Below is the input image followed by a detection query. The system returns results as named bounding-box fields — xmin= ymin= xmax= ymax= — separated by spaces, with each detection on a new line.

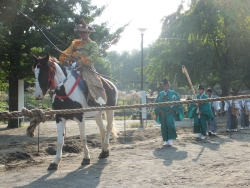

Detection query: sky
xmin=92 ymin=0 xmax=189 ymax=52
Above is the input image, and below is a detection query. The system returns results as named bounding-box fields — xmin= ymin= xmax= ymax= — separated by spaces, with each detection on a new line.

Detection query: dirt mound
xmin=0 ymin=128 xmax=161 ymax=171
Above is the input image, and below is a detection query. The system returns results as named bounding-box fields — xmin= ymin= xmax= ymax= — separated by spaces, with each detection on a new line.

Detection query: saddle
xmin=71 ymin=69 xmax=116 ymax=107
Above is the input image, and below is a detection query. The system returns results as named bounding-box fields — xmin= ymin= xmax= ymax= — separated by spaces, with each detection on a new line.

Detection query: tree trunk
xmin=7 ymin=78 xmax=19 ymax=128
xmin=220 ymin=80 xmax=229 ymax=97
xmin=244 ymin=81 xmax=250 ymax=91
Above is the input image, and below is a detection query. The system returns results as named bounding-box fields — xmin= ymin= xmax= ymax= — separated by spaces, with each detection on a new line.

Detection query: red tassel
xmin=51 ymin=81 xmax=56 ymax=89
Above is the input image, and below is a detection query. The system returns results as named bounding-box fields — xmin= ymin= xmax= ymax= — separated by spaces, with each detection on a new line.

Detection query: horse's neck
xmin=54 ymin=63 xmax=78 ymax=92
xmin=54 ymin=63 xmax=66 ymax=84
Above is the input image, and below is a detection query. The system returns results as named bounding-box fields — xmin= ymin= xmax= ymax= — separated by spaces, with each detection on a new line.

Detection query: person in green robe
xmin=188 ymin=84 xmax=214 ymax=139
xmin=154 ymin=78 xmax=184 ymax=146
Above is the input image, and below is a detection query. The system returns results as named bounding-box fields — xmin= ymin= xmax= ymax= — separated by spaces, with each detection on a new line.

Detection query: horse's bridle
xmin=34 ymin=62 xmax=56 ymax=94
xmin=45 ymin=62 xmax=81 ymax=99
xmin=48 ymin=65 xmax=56 ymax=90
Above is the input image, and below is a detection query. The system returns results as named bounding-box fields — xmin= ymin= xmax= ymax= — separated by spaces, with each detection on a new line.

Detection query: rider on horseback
xmin=59 ymin=18 xmax=106 ymax=106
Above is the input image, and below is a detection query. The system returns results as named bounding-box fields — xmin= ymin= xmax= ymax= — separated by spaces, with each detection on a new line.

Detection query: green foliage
xmin=0 ymin=0 xmax=127 ymax=128
xmin=106 ymin=49 xmax=150 ymax=91
xmin=0 ymin=91 xmax=8 ymax=111
xmin=0 ymin=101 xmax=8 ymax=112
xmin=0 ymin=0 xmax=126 ymax=82
xmin=145 ymin=0 xmax=250 ymax=96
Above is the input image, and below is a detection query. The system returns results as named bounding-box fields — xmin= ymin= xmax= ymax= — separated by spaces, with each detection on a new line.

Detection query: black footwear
xmin=208 ymin=131 xmax=212 ymax=136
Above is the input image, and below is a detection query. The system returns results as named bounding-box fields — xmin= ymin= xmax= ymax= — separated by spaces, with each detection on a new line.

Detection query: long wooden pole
xmin=182 ymin=65 xmax=200 ymax=118
xmin=182 ymin=65 xmax=196 ymax=96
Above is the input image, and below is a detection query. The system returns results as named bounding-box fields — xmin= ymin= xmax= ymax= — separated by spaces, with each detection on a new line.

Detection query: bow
xmin=17 ymin=10 xmax=117 ymax=82
xmin=17 ymin=10 xmax=60 ymax=50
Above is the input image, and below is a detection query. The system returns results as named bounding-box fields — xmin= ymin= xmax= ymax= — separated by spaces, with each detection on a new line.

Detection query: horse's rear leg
xmin=98 ymin=110 xmax=117 ymax=158
xmin=77 ymin=118 xmax=90 ymax=165
xmin=105 ymin=109 xmax=117 ymax=145
xmin=48 ymin=119 xmax=66 ymax=170
xmin=94 ymin=112 xmax=108 ymax=157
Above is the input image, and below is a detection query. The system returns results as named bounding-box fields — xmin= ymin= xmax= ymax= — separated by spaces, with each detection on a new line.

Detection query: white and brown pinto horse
xmin=32 ymin=53 xmax=118 ymax=170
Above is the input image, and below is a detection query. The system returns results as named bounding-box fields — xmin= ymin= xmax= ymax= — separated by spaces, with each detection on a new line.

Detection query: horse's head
xmin=33 ymin=53 xmax=56 ymax=100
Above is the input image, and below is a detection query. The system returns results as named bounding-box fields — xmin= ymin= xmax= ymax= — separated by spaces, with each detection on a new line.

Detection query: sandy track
xmin=1 ymin=118 xmax=250 ymax=188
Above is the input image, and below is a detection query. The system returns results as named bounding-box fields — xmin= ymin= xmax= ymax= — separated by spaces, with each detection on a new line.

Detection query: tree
xmin=106 ymin=49 xmax=150 ymax=91
xmin=0 ymin=0 xmax=127 ymax=128
xmin=145 ymin=0 xmax=250 ymax=96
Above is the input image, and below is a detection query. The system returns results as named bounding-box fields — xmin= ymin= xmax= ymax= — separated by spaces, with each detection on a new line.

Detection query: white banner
xmin=18 ymin=79 xmax=24 ymax=111
xmin=141 ymin=90 xmax=147 ymax=119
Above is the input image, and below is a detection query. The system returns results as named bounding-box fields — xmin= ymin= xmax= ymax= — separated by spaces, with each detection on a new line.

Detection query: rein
xmin=48 ymin=62 xmax=82 ymax=99
xmin=55 ymin=74 xmax=81 ymax=99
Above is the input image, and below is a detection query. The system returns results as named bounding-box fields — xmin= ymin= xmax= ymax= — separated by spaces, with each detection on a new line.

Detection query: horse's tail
xmin=111 ymin=120 xmax=118 ymax=138
xmin=104 ymin=110 xmax=118 ymax=138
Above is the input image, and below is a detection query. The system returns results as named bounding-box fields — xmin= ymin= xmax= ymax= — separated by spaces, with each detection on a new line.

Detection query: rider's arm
xmin=59 ymin=42 xmax=74 ymax=65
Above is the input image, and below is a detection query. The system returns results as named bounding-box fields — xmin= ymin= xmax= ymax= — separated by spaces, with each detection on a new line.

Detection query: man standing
xmin=239 ymin=99 xmax=250 ymax=130
xmin=224 ymin=91 xmax=240 ymax=132
xmin=154 ymin=78 xmax=184 ymax=146
xmin=188 ymin=85 xmax=214 ymax=140
xmin=207 ymin=88 xmax=220 ymax=136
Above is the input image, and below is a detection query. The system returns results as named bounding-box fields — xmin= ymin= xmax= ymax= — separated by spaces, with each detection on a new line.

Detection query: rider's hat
xmin=74 ymin=18 xmax=95 ymax=33
xmin=198 ymin=84 xmax=205 ymax=90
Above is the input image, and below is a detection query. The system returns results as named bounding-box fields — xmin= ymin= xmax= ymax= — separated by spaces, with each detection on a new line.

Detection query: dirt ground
xmin=1 ymin=117 xmax=250 ymax=188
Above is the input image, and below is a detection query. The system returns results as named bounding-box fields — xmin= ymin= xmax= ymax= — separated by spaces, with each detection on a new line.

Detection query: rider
xmin=59 ymin=18 xmax=106 ymax=106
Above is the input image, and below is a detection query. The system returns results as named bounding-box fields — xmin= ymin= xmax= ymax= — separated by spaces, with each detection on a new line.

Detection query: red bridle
xmin=34 ymin=61 xmax=81 ymax=99
xmin=48 ymin=66 xmax=56 ymax=89
xmin=55 ymin=74 xmax=82 ymax=99
xmin=33 ymin=62 xmax=56 ymax=89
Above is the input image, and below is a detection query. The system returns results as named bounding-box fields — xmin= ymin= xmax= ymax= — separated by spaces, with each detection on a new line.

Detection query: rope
xmin=22 ymin=108 xmax=54 ymax=137
xmin=1 ymin=94 xmax=250 ymax=119
xmin=1 ymin=94 xmax=250 ymax=137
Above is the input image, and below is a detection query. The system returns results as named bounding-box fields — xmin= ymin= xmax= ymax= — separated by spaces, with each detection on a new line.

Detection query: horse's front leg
xmin=48 ymin=118 xmax=66 ymax=170
xmin=76 ymin=117 xmax=90 ymax=165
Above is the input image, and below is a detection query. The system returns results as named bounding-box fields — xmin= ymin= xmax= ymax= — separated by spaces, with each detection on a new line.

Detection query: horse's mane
xmin=48 ymin=56 xmax=67 ymax=77
xmin=49 ymin=56 xmax=59 ymax=63
xmin=33 ymin=54 xmax=67 ymax=77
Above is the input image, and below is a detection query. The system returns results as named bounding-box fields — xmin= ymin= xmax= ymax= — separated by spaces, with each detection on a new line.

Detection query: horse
xmin=32 ymin=53 xmax=118 ymax=170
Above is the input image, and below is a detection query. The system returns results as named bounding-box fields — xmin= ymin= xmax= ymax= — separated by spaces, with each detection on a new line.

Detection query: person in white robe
xmin=240 ymin=99 xmax=250 ymax=129
xmin=224 ymin=91 xmax=240 ymax=132
xmin=207 ymin=88 xmax=220 ymax=136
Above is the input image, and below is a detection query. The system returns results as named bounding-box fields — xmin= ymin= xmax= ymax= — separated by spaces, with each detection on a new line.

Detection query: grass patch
xmin=126 ymin=122 xmax=154 ymax=128
xmin=19 ymin=123 xmax=29 ymax=128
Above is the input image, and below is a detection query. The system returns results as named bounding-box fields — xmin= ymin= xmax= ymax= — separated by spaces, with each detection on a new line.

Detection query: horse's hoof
xmin=81 ymin=158 xmax=90 ymax=165
xmin=98 ymin=150 xmax=109 ymax=158
xmin=47 ymin=163 xmax=58 ymax=170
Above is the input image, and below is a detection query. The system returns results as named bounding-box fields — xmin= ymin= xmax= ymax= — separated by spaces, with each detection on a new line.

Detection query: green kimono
xmin=154 ymin=90 xmax=184 ymax=141
xmin=188 ymin=93 xmax=214 ymax=136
